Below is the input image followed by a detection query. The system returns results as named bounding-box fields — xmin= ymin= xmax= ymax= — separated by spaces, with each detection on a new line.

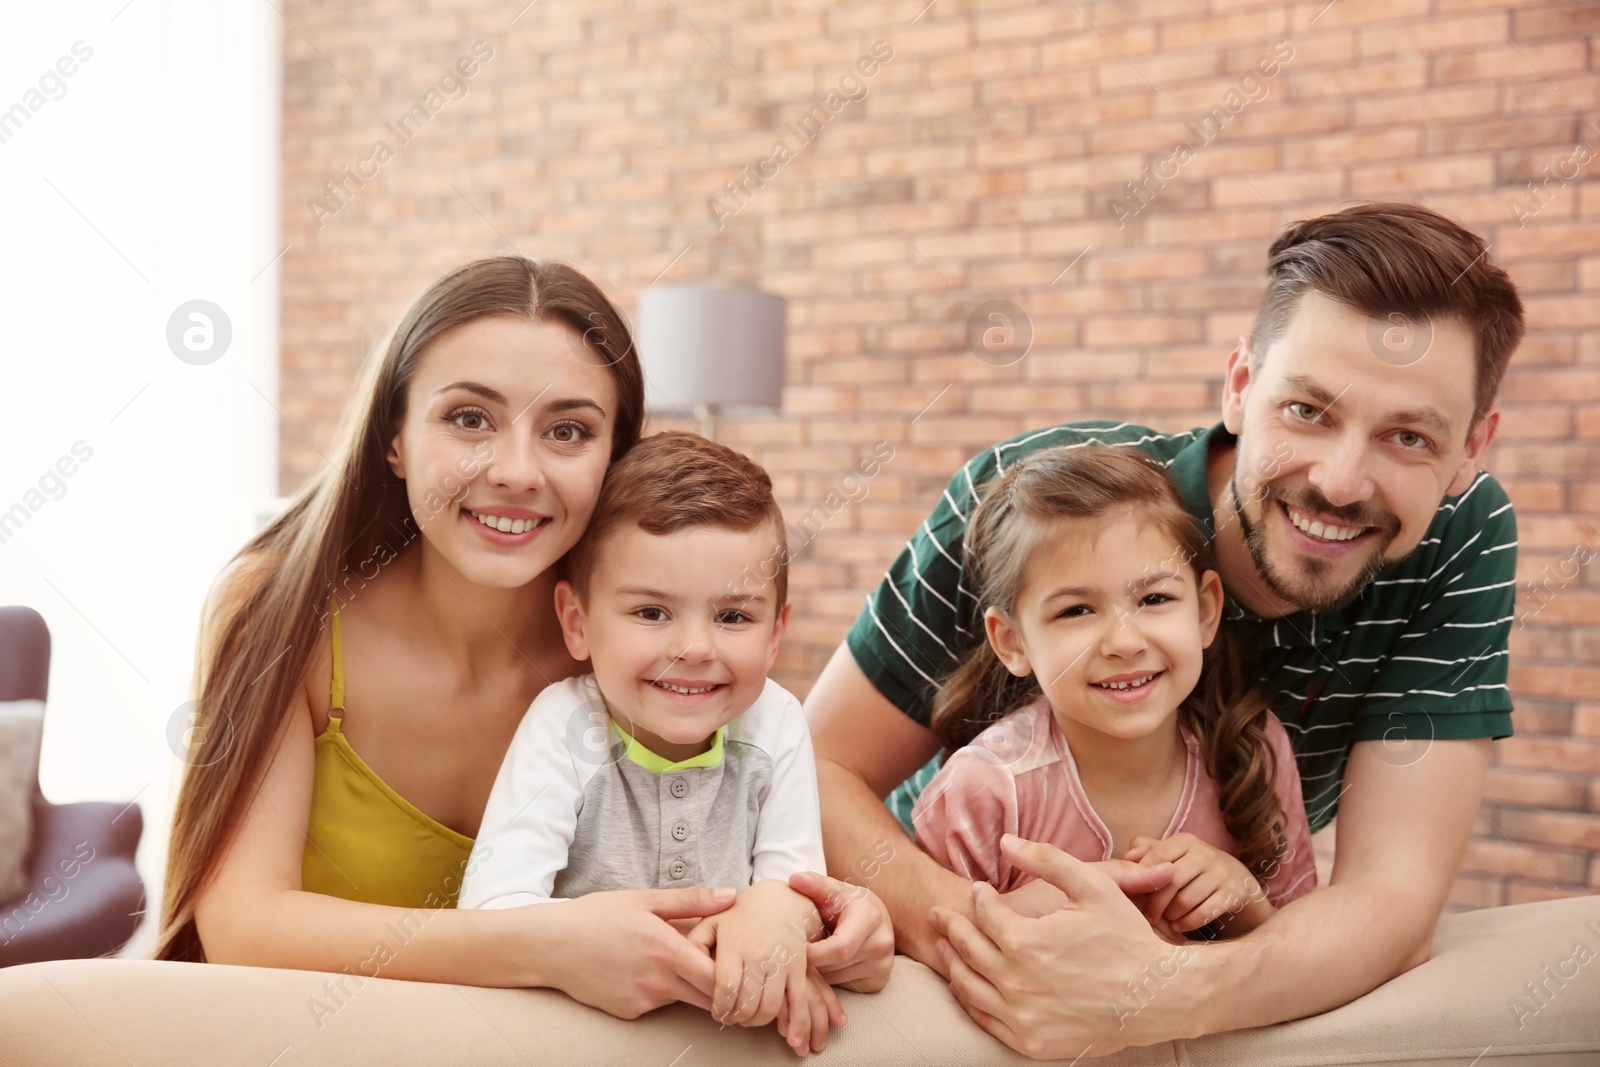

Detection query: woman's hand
xmin=1126 ymin=833 xmax=1274 ymax=936
xmin=787 ymin=870 xmax=895 ymax=993
xmin=534 ymin=886 xmax=737 ymax=1019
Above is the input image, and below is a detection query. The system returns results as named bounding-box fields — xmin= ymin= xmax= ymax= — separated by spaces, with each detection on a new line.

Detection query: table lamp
xmin=636 ymin=282 xmax=787 ymax=440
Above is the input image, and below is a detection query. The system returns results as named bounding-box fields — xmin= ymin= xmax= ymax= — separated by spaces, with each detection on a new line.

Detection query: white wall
xmin=0 ymin=1 xmax=281 ymax=953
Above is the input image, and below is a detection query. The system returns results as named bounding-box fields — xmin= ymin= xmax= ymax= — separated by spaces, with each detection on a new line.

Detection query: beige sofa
xmin=1 ymin=894 xmax=1595 ymax=1065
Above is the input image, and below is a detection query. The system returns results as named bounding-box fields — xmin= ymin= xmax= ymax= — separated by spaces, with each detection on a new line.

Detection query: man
xmin=805 ymin=202 xmax=1525 ymax=1058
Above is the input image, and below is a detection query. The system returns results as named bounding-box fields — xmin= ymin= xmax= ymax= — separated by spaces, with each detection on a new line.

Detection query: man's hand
xmin=930 ymin=835 xmax=1182 ymax=1059
xmin=1126 ymin=833 xmax=1274 ymax=936
xmin=998 ymin=857 xmax=1177 ymax=919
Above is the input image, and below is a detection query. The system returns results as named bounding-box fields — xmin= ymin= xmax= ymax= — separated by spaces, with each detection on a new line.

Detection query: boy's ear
xmin=553 ymin=580 xmax=592 ymax=662
xmin=984 ymin=606 xmax=1031 ymax=678
xmin=1197 ymin=568 xmax=1224 ymax=650
xmin=765 ymin=600 xmax=791 ymax=672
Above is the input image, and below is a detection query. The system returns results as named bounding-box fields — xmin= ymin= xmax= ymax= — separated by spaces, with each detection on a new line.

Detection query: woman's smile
xmin=462 ymin=506 xmax=553 ymax=545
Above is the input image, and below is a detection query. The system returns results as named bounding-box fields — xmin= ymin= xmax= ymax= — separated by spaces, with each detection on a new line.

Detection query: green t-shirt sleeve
xmin=1353 ymin=473 xmax=1518 ymax=745
xmin=845 ymin=451 xmax=998 ymax=726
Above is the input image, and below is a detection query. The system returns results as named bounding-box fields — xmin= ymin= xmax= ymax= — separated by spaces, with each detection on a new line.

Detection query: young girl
xmin=911 ymin=445 xmax=1316 ymax=938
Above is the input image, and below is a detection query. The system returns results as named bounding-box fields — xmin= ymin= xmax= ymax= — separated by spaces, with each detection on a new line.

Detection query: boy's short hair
xmin=564 ymin=431 xmax=789 ymax=607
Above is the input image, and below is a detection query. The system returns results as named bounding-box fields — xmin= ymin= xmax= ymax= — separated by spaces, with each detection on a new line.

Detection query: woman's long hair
xmin=927 ymin=446 xmax=1288 ymax=876
xmin=155 ymin=256 xmax=644 ymax=962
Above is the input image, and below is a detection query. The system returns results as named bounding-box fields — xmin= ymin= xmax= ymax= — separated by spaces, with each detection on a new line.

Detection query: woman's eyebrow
xmin=546 ymin=397 xmax=607 ymax=417
xmin=435 ymin=380 xmax=507 ymax=404
xmin=433 ymin=384 xmax=607 ymax=420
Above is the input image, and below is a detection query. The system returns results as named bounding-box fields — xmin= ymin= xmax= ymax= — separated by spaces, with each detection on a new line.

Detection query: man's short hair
xmin=564 ymin=431 xmax=788 ymax=607
xmin=1252 ymin=202 xmax=1525 ymax=425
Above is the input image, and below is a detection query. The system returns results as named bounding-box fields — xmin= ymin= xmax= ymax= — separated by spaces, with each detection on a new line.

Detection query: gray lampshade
xmin=636 ymin=283 xmax=786 ymax=415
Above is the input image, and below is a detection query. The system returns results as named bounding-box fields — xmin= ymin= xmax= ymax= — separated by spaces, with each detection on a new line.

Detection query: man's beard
xmin=1231 ymin=466 xmax=1403 ymax=614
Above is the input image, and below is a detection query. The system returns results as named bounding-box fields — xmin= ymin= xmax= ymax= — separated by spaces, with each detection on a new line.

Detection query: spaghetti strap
xmin=329 ymin=603 xmax=346 ymax=714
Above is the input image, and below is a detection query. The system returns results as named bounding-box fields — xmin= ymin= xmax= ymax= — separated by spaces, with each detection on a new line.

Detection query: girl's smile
xmin=1089 ymin=669 xmax=1165 ymax=703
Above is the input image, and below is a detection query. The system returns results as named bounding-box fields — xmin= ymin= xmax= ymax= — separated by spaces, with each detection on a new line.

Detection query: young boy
xmin=459 ymin=432 xmax=841 ymax=1055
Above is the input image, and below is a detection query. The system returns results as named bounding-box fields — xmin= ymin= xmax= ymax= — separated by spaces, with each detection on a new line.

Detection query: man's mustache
xmin=1258 ymin=483 xmax=1399 ymax=536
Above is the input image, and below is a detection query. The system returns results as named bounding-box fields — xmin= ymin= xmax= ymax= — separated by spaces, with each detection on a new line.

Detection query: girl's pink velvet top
xmin=910 ymin=696 xmax=1317 ymax=907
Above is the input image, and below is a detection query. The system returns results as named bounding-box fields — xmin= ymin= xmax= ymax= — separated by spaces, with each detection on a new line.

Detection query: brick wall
xmin=278 ymin=0 xmax=1600 ymax=906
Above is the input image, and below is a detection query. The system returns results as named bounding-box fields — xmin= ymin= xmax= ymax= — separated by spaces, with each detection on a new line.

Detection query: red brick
xmin=1512 ymin=4 xmax=1600 ymax=39
xmin=1577 ymin=705 xmax=1600 ymax=739
xmin=1281 ymin=129 xmax=1419 ymax=168
xmin=1348 ymin=157 xmax=1495 ymax=196
xmin=1483 ymin=768 xmax=1589 ymax=810
xmin=1500 ymin=368 xmax=1600 ymax=403
xmin=1498 ymin=810 xmax=1600 ymax=851
xmin=1088 ymin=249 xmax=1210 ymax=282
xmin=1508 ymin=663 xmax=1600 ymax=701
xmin=1427 ymin=117 xmax=1578 ymax=156
xmin=1431 ymin=42 xmax=1587 ymax=85
xmin=1293 ymin=0 xmax=1431 ymax=30
xmin=1289 ymin=59 xmax=1427 ymax=100
xmin=1161 ymin=9 xmax=1289 ymax=48
xmin=1500 ymin=223 xmax=1600 ymax=260
xmin=1446 ymin=873 xmax=1506 ymax=910
xmin=1462 ymin=839 xmax=1589 ymax=883
xmin=1357 ymin=15 xmax=1507 ymax=55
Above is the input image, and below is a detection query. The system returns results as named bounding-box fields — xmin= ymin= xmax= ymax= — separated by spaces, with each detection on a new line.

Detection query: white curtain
xmin=0 ymin=2 xmax=281 ymax=953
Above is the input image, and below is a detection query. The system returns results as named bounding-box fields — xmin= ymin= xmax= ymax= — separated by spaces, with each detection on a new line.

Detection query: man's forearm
xmin=815 ymin=758 xmax=971 ymax=966
xmin=1176 ymin=878 xmax=1434 ymax=1038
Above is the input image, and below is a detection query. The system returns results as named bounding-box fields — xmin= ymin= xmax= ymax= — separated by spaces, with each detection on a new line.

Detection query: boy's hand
xmin=685 ymin=880 xmax=830 ymax=1050
xmin=1125 ymin=832 xmax=1275 ymax=937
xmin=777 ymin=964 xmax=847 ymax=1055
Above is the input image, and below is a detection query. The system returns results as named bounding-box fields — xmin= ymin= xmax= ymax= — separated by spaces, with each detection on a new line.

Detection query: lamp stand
xmin=694 ymin=402 xmax=719 ymax=441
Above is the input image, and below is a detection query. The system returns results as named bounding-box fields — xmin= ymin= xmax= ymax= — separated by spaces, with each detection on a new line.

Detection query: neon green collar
xmin=609 ymin=718 xmax=726 ymax=771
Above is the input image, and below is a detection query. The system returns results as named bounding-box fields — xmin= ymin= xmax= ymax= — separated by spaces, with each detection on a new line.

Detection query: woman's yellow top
xmin=301 ymin=605 xmax=475 ymax=908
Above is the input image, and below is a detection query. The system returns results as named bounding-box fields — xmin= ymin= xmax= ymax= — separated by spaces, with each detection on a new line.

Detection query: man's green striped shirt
xmin=846 ymin=421 xmax=1517 ymax=833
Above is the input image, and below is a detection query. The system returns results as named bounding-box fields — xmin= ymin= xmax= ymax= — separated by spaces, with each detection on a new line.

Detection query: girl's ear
xmin=984 ymin=606 xmax=1032 ymax=678
xmin=553 ymin=580 xmax=592 ymax=662
xmin=1196 ymin=568 xmax=1225 ymax=650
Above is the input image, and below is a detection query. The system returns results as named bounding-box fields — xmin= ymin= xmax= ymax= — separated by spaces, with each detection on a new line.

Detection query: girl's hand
xmin=536 ymin=886 xmax=737 ymax=1019
xmin=1125 ymin=833 xmax=1274 ymax=937
xmin=688 ymin=880 xmax=823 ymax=1032
xmin=787 ymin=870 xmax=895 ymax=992
xmin=776 ymin=965 xmax=847 ymax=1056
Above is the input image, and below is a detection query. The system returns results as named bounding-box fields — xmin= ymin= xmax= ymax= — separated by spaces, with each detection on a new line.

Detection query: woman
xmin=158 ymin=255 xmax=891 ymax=1018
